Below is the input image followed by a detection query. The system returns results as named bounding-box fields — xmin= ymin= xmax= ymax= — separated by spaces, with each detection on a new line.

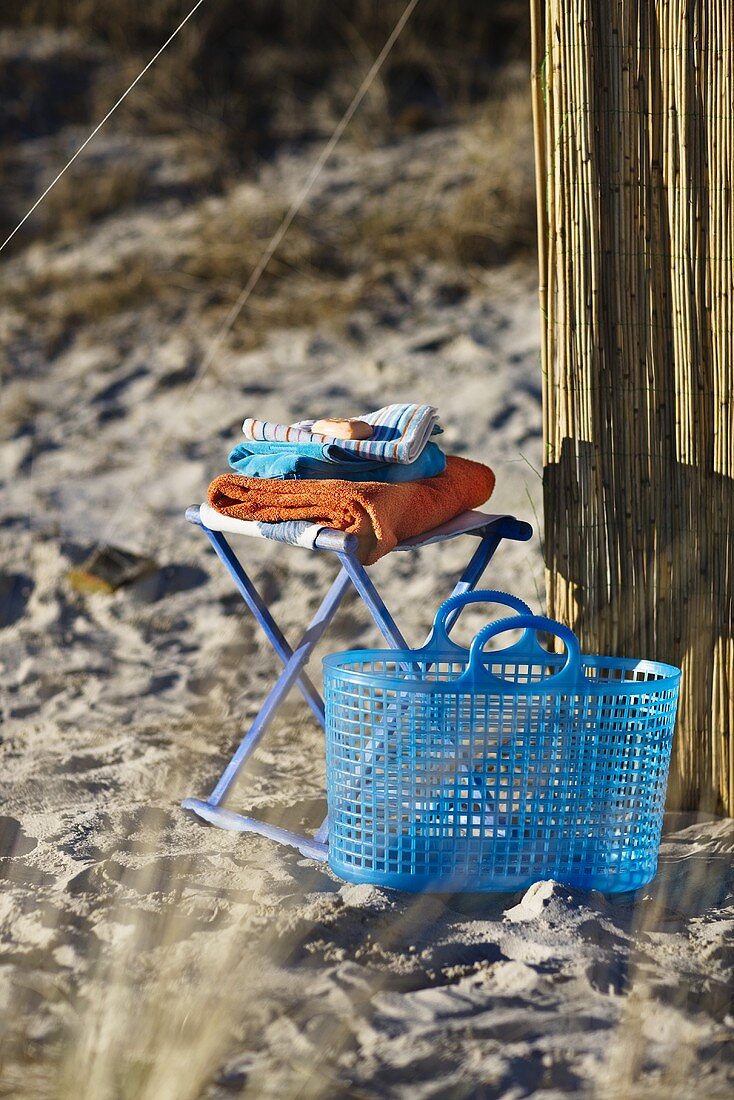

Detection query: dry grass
xmin=0 ymin=0 xmax=534 ymax=320
xmin=7 ymin=260 xmax=160 ymax=331
xmin=5 ymin=84 xmax=535 ymax=351
xmin=349 ymin=92 xmax=536 ymax=269
xmin=0 ymin=806 xmax=263 ymax=1100
xmin=0 ymin=1 xmax=529 ymax=160
xmin=39 ymin=164 xmax=147 ymax=234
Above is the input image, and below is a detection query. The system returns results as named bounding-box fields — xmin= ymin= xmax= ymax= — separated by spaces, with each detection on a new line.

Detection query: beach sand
xmin=1 ymin=42 xmax=732 ymax=1097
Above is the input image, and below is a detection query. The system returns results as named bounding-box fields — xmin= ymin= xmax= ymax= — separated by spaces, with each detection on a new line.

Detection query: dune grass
xmin=5 ymin=80 xmax=535 ymax=356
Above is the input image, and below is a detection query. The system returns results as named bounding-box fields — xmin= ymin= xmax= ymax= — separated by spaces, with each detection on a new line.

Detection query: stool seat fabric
xmin=199 ymin=501 xmax=322 ymax=549
xmin=198 ymin=501 xmax=513 ymax=553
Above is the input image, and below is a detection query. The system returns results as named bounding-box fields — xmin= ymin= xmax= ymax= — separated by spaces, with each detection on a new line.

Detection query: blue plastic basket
xmin=323 ymin=591 xmax=681 ymax=893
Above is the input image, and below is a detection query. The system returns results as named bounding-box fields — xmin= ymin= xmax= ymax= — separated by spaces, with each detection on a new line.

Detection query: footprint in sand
xmin=0 ymin=816 xmax=38 ymax=858
xmin=130 ymin=563 xmax=209 ymax=604
xmin=0 ymin=572 xmax=34 ymax=628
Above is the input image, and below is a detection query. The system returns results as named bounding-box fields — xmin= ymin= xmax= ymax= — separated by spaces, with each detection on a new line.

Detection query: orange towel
xmin=207 ymin=455 xmax=495 ymax=565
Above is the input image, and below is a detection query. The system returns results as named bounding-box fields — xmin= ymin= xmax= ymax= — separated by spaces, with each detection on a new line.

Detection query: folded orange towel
xmin=207 ymin=455 xmax=495 ymax=564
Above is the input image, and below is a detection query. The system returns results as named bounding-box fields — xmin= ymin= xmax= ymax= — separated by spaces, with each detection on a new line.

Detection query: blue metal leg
xmin=434 ymin=526 xmax=514 ymax=822
xmin=337 ymin=551 xmax=411 ymax=649
xmin=183 ymin=800 xmax=328 ymax=861
xmin=341 ymin=527 xmax=505 ymax=648
xmin=343 ymin=528 xmax=500 ymax=819
xmin=207 ymin=566 xmax=352 ymax=806
xmin=202 ymin=526 xmax=326 ymax=727
xmin=442 ymin=530 xmax=502 ymax=636
xmin=183 ymin=563 xmax=354 ymax=860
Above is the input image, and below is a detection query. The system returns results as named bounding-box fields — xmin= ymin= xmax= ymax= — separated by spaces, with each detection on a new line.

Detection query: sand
xmin=1 ymin=88 xmax=732 ymax=1099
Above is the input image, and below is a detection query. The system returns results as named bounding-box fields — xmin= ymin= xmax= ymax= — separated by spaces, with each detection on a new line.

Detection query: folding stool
xmin=182 ymin=503 xmax=532 ymax=861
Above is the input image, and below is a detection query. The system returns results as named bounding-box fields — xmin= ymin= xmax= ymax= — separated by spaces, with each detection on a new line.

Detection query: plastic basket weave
xmin=323 ymin=591 xmax=681 ymax=893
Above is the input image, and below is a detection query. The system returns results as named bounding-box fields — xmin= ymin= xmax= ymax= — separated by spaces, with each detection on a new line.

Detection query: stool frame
xmin=182 ymin=505 xmax=532 ymax=861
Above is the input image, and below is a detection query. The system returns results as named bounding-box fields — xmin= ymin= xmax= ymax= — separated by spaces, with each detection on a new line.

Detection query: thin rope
xmin=0 ymin=0 xmax=207 ymax=254
xmin=95 ymin=0 xmax=422 ymax=553
xmin=186 ymin=0 xmax=422 ymax=399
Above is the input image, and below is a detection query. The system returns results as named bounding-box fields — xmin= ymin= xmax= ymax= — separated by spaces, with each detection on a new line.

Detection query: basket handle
xmin=422 ymin=590 xmax=540 ymax=653
xmin=459 ymin=614 xmax=584 ymax=692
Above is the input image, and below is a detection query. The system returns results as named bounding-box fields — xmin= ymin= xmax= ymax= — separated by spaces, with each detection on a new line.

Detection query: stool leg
xmin=440 ymin=528 xmax=505 ymax=820
xmin=335 ymin=531 xmax=504 ymax=853
xmin=337 ymin=551 xmax=411 ymax=649
xmin=202 ymin=526 xmax=326 ymax=727
xmin=207 ymin=566 xmax=352 ymax=806
xmin=308 ymin=549 xmax=412 ymax=849
xmin=339 ymin=529 xmax=502 ymax=647
xmin=185 ymin=520 xmax=519 ymax=857
xmin=443 ymin=529 xmax=502 ymax=635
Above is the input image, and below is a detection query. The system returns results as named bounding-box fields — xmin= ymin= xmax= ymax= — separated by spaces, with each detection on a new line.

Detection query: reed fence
xmin=530 ymin=0 xmax=733 ymax=812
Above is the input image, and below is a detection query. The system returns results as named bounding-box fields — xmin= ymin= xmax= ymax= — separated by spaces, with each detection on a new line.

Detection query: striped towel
xmin=241 ymin=403 xmax=442 ymax=465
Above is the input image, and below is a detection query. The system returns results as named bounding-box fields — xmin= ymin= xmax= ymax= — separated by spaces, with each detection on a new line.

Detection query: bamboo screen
xmin=530 ymin=1 xmax=733 ymax=813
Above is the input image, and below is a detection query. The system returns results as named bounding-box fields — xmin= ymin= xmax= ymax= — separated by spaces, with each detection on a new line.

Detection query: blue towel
xmin=228 ymin=440 xmax=446 ymax=481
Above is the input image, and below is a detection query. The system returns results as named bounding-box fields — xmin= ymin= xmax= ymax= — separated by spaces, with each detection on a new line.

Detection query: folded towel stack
xmin=208 ymin=402 xmax=495 ymax=563
xmin=209 ymin=456 xmax=495 ymax=565
xmin=233 ymin=403 xmax=444 ymax=480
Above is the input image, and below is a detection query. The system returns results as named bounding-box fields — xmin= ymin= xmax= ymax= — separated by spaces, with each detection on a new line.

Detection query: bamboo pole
xmin=530 ymin=0 xmax=734 ymax=813
xmin=530 ymin=0 xmax=548 ymax=386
